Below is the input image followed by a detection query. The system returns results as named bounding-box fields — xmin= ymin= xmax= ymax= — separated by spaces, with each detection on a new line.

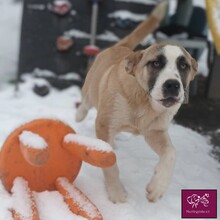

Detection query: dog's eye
xmin=180 ymin=63 xmax=187 ymax=70
xmin=152 ymin=61 xmax=160 ymax=68
xmin=147 ymin=56 xmax=166 ymax=69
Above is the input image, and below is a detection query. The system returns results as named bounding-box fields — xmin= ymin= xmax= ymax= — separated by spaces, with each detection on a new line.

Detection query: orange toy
xmin=0 ymin=119 xmax=116 ymax=220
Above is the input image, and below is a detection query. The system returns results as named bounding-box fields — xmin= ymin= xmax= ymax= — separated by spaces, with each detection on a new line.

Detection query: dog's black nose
xmin=163 ymin=79 xmax=180 ymax=97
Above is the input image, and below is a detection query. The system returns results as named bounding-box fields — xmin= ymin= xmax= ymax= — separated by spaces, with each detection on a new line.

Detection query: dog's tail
xmin=115 ymin=1 xmax=168 ymax=50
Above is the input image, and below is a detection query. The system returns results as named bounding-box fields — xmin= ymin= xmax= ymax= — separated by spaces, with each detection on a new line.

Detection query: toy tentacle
xmin=55 ymin=177 xmax=103 ymax=220
xmin=11 ymin=177 xmax=39 ymax=220
xmin=63 ymin=133 xmax=116 ymax=168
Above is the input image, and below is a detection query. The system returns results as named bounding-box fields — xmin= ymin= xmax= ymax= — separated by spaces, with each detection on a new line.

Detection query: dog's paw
xmin=146 ymin=172 xmax=169 ymax=202
xmin=106 ymin=181 xmax=127 ymax=203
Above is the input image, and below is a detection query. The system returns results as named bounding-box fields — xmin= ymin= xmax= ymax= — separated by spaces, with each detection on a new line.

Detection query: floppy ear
xmin=183 ymin=86 xmax=189 ymax=104
xmin=183 ymin=57 xmax=198 ymax=104
xmin=181 ymin=47 xmax=198 ymax=81
xmin=125 ymin=51 xmax=143 ymax=76
xmin=190 ymin=57 xmax=198 ymax=80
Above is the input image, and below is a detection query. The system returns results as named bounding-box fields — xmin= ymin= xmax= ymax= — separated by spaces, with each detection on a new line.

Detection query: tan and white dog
xmin=76 ymin=1 xmax=197 ymax=203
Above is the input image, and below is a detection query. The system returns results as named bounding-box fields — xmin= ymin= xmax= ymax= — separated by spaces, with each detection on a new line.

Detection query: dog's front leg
xmin=144 ymin=130 xmax=176 ymax=202
xmin=96 ymin=117 xmax=127 ymax=203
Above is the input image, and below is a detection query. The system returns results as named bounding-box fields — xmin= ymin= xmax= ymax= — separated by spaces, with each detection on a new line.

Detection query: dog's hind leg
xmin=75 ymin=98 xmax=92 ymax=122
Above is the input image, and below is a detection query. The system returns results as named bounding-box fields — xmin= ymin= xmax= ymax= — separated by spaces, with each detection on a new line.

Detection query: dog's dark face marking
xmin=147 ymin=54 xmax=167 ymax=92
xmin=176 ymin=55 xmax=191 ymax=89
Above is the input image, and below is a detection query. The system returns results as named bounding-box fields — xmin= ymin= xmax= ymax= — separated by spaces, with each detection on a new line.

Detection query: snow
xmin=32 ymin=68 xmax=56 ymax=78
xmin=65 ymin=29 xmax=120 ymax=42
xmin=35 ymin=191 xmax=87 ymax=220
xmin=0 ymin=1 xmax=219 ymax=220
xmin=65 ymin=29 xmax=90 ymax=39
xmin=108 ymin=10 xmax=147 ymax=22
xmin=19 ymin=131 xmax=48 ymax=150
xmin=97 ymin=31 xmax=120 ymax=42
xmin=114 ymin=0 xmax=157 ymax=5
xmin=11 ymin=177 xmax=34 ymax=220
xmin=0 ymin=74 xmax=219 ymax=220
xmin=26 ymin=68 xmax=81 ymax=83
xmin=59 ymin=72 xmax=81 ymax=80
xmin=53 ymin=0 xmax=71 ymax=7
xmin=64 ymin=133 xmax=113 ymax=152
xmin=0 ymin=183 xmax=13 ymax=220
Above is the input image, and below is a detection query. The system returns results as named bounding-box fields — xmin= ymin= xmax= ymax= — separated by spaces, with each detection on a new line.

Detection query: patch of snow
xmin=19 ymin=131 xmax=48 ymax=149
xmin=0 ymin=182 xmax=13 ymax=220
xmin=114 ymin=0 xmax=157 ymax=5
xmin=64 ymin=133 xmax=113 ymax=152
xmin=65 ymin=29 xmax=119 ymax=42
xmin=25 ymin=69 xmax=80 ymax=82
xmin=97 ymin=31 xmax=119 ymax=42
xmin=33 ymin=78 xmax=50 ymax=87
xmin=11 ymin=178 xmax=33 ymax=220
xmin=64 ymin=29 xmax=90 ymax=39
xmin=58 ymin=72 xmax=81 ymax=80
xmin=108 ymin=10 xmax=147 ymax=22
xmin=35 ymin=190 xmax=86 ymax=220
xmin=32 ymin=68 xmax=56 ymax=78
xmin=53 ymin=0 xmax=71 ymax=7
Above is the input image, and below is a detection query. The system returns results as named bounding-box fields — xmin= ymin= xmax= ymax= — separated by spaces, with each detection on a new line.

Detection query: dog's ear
xmin=181 ymin=47 xmax=198 ymax=81
xmin=183 ymin=58 xmax=198 ymax=104
xmin=183 ymin=86 xmax=189 ymax=104
xmin=125 ymin=51 xmax=143 ymax=76
xmin=190 ymin=57 xmax=198 ymax=80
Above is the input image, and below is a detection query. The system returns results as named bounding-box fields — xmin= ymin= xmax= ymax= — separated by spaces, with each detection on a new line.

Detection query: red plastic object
xmin=83 ymin=45 xmax=100 ymax=56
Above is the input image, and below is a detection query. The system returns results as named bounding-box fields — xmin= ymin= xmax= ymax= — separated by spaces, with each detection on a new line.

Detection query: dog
xmin=76 ymin=1 xmax=197 ymax=203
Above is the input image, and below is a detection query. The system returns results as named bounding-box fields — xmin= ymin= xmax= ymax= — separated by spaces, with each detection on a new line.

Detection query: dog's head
xmin=125 ymin=44 xmax=198 ymax=110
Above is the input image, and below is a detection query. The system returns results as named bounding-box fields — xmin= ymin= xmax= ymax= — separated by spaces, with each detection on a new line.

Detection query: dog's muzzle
xmin=160 ymin=79 xmax=181 ymax=107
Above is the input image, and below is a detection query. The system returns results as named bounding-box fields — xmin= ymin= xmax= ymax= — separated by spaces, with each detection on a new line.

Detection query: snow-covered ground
xmin=0 ymin=75 xmax=219 ymax=220
xmin=0 ymin=1 xmax=219 ymax=220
